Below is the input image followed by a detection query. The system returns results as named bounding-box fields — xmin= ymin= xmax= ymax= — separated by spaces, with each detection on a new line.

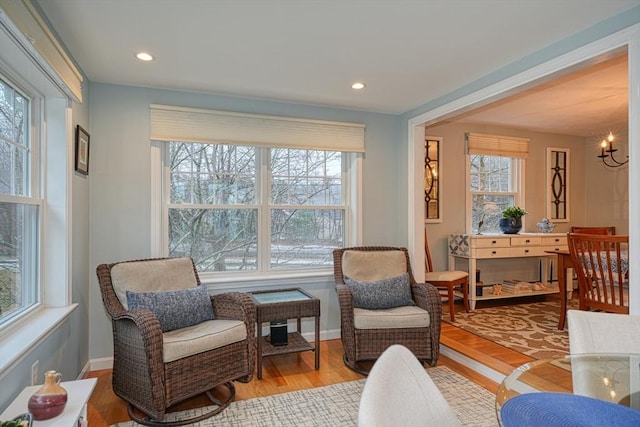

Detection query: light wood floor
xmin=86 ymin=297 xmax=553 ymax=426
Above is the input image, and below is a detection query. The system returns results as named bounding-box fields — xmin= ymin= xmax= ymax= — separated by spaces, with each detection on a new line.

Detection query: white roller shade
xmin=150 ymin=104 xmax=366 ymax=152
xmin=466 ymin=132 xmax=529 ymax=158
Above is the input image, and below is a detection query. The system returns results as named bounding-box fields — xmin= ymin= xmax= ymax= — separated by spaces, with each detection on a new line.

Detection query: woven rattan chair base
xmin=343 ymin=353 xmax=428 ymax=376
xmin=343 ymin=353 xmax=374 ymax=376
xmin=128 ymin=381 xmax=236 ymax=426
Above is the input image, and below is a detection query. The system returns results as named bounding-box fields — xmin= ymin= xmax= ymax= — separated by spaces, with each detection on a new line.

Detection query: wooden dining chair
xmin=425 ymin=230 xmax=469 ymax=322
xmin=566 ymin=226 xmax=618 ymax=307
xmin=567 ymin=233 xmax=629 ymax=315
xmin=570 ymin=226 xmax=616 ymax=235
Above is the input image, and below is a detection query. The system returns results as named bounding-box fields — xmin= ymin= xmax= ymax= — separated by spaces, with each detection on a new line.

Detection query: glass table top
xmin=497 ymin=353 xmax=640 ymax=420
xmin=250 ymin=289 xmax=312 ymax=304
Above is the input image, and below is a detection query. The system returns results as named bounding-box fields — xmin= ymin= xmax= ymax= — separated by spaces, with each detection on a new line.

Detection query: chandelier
xmin=597 ymin=132 xmax=628 ymax=168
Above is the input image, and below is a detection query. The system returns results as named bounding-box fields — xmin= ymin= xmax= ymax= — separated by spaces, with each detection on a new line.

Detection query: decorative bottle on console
xmin=28 ymin=370 xmax=68 ymax=420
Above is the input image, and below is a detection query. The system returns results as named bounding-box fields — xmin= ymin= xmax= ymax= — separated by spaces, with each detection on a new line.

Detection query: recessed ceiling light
xmin=351 ymin=82 xmax=366 ymax=90
xmin=135 ymin=52 xmax=154 ymax=62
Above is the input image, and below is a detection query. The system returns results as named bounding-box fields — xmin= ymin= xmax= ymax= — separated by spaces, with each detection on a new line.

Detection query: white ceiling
xmin=36 ymin=0 xmax=638 ymax=135
xmin=454 ymin=53 xmax=629 ymax=138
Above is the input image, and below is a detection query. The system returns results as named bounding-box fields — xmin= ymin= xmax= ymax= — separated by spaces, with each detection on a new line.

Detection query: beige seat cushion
xmin=424 ymin=270 xmax=467 ymax=282
xmin=111 ymin=258 xmax=198 ymax=309
xmin=163 ymin=319 xmax=247 ymax=363
xmin=354 ymin=306 xmax=430 ymax=330
xmin=342 ymin=250 xmax=407 ymax=281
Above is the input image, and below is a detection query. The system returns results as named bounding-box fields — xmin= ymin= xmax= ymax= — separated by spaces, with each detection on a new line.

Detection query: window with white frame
xmin=0 ymin=76 xmax=39 ymax=327
xmin=0 ymin=2 xmax=78 ymax=373
xmin=151 ymin=105 xmax=364 ymax=276
xmin=466 ymin=133 xmax=528 ymax=234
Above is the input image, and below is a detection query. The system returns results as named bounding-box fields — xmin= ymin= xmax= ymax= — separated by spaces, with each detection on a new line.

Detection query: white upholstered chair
xmin=358 ymin=344 xmax=461 ymax=427
xmin=568 ymin=309 xmax=640 ymax=354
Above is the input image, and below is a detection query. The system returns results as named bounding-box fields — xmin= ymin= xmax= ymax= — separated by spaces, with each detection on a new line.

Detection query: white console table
xmin=1 ymin=378 xmax=97 ymax=427
xmin=448 ymin=233 xmax=568 ymax=310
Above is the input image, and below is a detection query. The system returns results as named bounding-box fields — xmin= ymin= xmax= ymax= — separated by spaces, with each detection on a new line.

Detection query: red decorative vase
xmin=28 ymin=370 xmax=67 ymax=420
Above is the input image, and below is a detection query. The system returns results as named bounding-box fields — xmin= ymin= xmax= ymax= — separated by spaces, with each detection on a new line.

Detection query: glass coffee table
xmin=496 ymin=354 xmax=640 ymax=424
xmin=248 ymin=288 xmax=320 ymax=379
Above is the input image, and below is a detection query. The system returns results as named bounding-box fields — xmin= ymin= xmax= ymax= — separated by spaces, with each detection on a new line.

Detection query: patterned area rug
xmin=450 ymin=300 xmax=578 ymax=359
xmin=113 ymin=366 xmax=497 ymax=427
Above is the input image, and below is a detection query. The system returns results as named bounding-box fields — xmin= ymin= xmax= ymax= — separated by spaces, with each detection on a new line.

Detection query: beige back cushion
xmin=111 ymin=258 xmax=198 ymax=309
xmin=342 ymin=250 xmax=407 ymax=282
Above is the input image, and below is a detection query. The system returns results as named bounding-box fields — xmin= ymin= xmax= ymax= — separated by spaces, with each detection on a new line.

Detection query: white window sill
xmin=0 ymin=304 xmax=78 ymax=380
xmin=200 ymin=270 xmax=334 ymax=291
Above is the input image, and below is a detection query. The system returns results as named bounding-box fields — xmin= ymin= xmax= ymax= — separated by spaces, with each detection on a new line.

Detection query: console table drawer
xmin=542 ymin=236 xmax=567 ymax=246
xmin=510 ymin=246 xmax=542 ymax=256
xmin=473 ymin=237 xmax=511 ymax=248
xmin=543 ymin=245 xmax=569 ymax=253
xmin=510 ymin=236 xmax=542 ymax=246
xmin=474 ymin=247 xmax=512 ymax=258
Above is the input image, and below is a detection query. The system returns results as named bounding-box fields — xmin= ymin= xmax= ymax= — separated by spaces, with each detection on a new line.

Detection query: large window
xmin=466 ymin=133 xmax=528 ymax=234
xmin=164 ymin=142 xmax=347 ymax=273
xmin=151 ymin=105 xmax=363 ymax=278
xmin=0 ymin=4 xmax=78 ymax=374
xmin=0 ymin=77 xmax=39 ymax=327
xmin=469 ymin=155 xmax=522 ymax=234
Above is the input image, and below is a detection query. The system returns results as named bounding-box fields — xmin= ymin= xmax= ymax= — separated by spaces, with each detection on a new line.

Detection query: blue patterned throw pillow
xmin=344 ymin=273 xmax=414 ymax=309
xmin=126 ymin=285 xmax=215 ymax=332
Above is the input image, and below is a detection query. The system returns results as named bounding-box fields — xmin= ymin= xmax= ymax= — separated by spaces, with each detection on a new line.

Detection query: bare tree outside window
xmin=470 ymin=155 xmax=516 ymax=234
xmin=167 ymin=142 xmax=344 ymax=272
xmin=0 ymin=77 xmax=37 ymax=322
xmin=270 ymin=148 xmax=343 ymax=269
xmin=168 ymin=143 xmax=258 ymax=271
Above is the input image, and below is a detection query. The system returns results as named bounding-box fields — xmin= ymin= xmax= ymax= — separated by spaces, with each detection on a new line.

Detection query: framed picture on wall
xmin=75 ymin=125 xmax=90 ymax=175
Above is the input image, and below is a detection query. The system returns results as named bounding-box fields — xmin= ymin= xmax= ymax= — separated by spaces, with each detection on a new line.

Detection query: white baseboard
xmin=90 ymin=357 xmax=114 ymax=371
xmin=77 ymin=360 xmax=92 ymax=380
xmin=302 ymin=328 xmax=341 ymax=342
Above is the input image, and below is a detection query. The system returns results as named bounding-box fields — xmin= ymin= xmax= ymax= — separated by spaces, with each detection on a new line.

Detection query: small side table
xmin=1 ymin=378 xmax=97 ymax=426
xmin=249 ymin=288 xmax=320 ymax=379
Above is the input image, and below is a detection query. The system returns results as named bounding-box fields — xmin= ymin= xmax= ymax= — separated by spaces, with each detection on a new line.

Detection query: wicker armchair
xmin=333 ymin=247 xmax=442 ymax=374
xmin=96 ymin=257 xmax=256 ymax=426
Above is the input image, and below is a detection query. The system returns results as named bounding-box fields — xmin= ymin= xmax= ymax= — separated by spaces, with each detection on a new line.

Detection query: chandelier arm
xmin=602 ymin=156 xmax=627 ymax=168
xmin=608 ymin=150 xmax=629 ymax=165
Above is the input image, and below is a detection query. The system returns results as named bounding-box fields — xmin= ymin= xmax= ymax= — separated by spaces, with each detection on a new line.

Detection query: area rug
xmin=113 ymin=366 xmax=498 ymax=427
xmin=450 ymin=300 xmax=578 ymax=359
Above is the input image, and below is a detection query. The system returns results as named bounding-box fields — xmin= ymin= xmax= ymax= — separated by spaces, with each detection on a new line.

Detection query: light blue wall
xmin=87 ymin=83 xmax=402 ymax=359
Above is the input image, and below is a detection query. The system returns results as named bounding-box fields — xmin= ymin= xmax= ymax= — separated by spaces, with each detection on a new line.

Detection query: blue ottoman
xmin=501 ymin=392 xmax=640 ymax=427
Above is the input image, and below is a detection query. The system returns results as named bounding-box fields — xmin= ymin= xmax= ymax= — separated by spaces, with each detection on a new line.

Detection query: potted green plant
xmin=499 ymin=206 xmax=527 ymax=234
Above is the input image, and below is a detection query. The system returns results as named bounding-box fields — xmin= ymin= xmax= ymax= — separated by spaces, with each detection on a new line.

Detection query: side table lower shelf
xmin=261 ymin=331 xmax=315 ymax=357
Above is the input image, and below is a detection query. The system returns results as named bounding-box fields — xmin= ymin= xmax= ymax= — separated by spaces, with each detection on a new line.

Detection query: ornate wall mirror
xmin=425 ymin=136 xmax=441 ymax=222
xmin=546 ymin=147 xmax=570 ymax=222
